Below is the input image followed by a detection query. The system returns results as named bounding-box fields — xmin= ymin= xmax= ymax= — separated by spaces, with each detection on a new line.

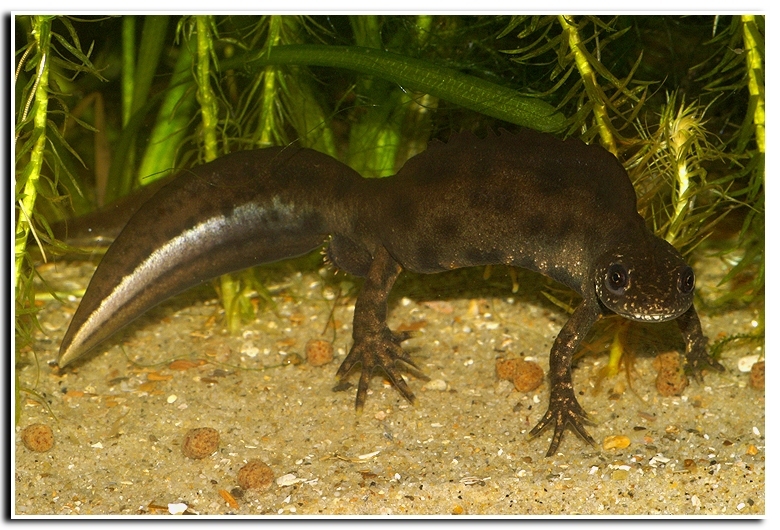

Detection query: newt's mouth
xmin=621 ymin=308 xmax=687 ymax=323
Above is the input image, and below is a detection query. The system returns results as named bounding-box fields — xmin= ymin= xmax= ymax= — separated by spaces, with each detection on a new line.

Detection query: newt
xmin=57 ymin=129 xmax=723 ymax=456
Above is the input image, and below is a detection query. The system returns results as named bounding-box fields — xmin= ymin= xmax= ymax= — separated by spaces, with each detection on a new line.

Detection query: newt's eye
xmin=606 ymin=263 xmax=628 ymax=295
xmin=678 ymin=266 xmax=695 ymax=294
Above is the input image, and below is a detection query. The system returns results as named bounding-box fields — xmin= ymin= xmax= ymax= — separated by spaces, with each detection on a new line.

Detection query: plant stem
xmin=195 ymin=15 xmax=218 ymax=161
xmin=120 ymin=16 xmax=136 ymax=204
xmin=742 ymin=15 xmax=764 ymax=154
xmin=254 ymin=15 xmax=283 ymax=147
xmin=193 ymin=15 xmax=241 ymax=332
xmin=15 ymin=15 xmax=52 ymax=284
xmin=121 ymin=16 xmax=136 ymax=127
xmin=662 ymin=99 xmax=704 ymax=246
xmin=558 ymin=15 xmax=617 ymax=154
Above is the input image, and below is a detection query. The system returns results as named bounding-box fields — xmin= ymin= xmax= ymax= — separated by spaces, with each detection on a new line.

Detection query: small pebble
xmin=749 ymin=361 xmax=764 ymax=390
xmin=611 ymin=469 xmax=629 ymax=480
xmin=422 ymin=300 xmax=454 ymax=314
xmin=219 ymin=488 xmax=240 ymax=509
xmin=305 ymin=339 xmax=334 ymax=366
xmin=21 ymin=424 xmax=54 ymax=452
xmin=276 ymin=473 xmax=301 ymax=486
xmin=237 ymin=459 xmax=275 ymax=491
xmin=422 ymin=379 xmax=448 ymax=392
xmin=653 ymin=352 xmax=688 ymax=397
xmin=282 ymin=353 xmax=304 ymax=366
xmin=737 ymin=354 xmax=761 ymax=373
xmin=182 ymin=427 xmax=219 ymax=459
xmin=602 ymin=435 xmax=631 ymax=450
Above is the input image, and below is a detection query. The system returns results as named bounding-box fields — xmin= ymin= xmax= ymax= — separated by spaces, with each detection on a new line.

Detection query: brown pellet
xmin=653 ymin=352 xmax=688 ymax=397
xmin=305 ymin=339 xmax=334 ymax=367
xmin=182 ymin=427 xmax=219 ymax=459
xmin=21 ymin=424 xmax=54 ymax=452
xmin=495 ymin=357 xmax=518 ymax=381
xmin=750 ymin=361 xmax=764 ymax=390
xmin=495 ymin=357 xmax=544 ymax=392
xmin=512 ymin=361 xmax=544 ymax=392
xmin=237 ymin=459 xmax=274 ymax=491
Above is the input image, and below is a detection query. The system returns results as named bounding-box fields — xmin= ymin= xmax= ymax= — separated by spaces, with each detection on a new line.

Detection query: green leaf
xmin=228 ymin=44 xmax=567 ymax=133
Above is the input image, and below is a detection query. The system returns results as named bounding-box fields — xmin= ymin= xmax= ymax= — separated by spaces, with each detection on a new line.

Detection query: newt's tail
xmin=58 ymin=147 xmax=363 ymax=368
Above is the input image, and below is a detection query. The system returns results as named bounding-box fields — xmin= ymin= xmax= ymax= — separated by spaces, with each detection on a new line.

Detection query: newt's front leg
xmin=676 ymin=305 xmax=725 ymax=378
xmin=529 ymin=298 xmax=601 ymax=456
xmin=336 ymin=246 xmax=428 ymax=410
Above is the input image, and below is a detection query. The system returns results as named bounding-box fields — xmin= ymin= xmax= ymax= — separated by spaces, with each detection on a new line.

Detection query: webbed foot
xmin=336 ymin=328 xmax=429 ymax=410
xmin=686 ymin=345 xmax=725 ymax=382
xmin=677 ymin=305 xmax=725 ymax=381
xmin=529 ymin=386 xmax=596 ymax=457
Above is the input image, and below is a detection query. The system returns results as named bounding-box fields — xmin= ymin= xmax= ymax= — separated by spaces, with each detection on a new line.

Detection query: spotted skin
xmin=58 ymin=129 xmax=723 ymax=457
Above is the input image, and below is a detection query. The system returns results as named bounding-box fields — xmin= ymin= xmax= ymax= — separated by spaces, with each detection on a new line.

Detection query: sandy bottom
xmin=14 ymin=252 xmax=764 ymax=516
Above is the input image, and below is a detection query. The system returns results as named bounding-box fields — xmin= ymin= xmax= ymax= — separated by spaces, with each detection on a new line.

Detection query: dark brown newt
xmin=57 ymin=129 xmax=723 ymax=456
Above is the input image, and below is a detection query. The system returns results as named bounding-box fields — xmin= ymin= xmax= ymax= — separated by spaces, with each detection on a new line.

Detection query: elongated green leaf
xmin=227 ymin=44 xmax=567 ymax=133
xmin=132 ymin=15 xmax=169 ymax=114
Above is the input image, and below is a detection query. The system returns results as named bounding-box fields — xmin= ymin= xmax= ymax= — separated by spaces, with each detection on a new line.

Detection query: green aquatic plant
xmin=499 ymin=15 xmax=652 ymax=149
xmin=14 ymin=15 xmax=107 ymax=419
xmin=697 ymin=15 xmax=764 ymax=308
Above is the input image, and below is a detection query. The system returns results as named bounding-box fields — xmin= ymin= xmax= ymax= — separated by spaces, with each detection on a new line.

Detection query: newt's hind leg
xmin=336 ymin=245 xmax=428 ymax=410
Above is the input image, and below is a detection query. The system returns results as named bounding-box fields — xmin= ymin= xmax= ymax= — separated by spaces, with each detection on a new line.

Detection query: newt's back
xmin=367 ymin=130 xmax=646 ymax=290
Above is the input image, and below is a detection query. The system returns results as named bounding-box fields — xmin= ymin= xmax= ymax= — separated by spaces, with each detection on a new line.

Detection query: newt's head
xmin=593 ymin=236 xmax=695 ymax=322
